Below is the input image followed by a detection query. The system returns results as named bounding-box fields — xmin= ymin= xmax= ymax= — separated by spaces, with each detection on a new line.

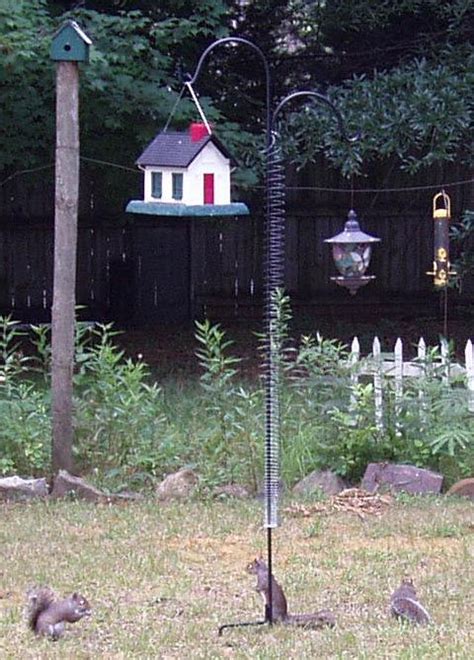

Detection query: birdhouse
xmin=126 ymin=123 xmax=249 ymax=217
xmin=50 ymin=20 xmax=92 ymax=62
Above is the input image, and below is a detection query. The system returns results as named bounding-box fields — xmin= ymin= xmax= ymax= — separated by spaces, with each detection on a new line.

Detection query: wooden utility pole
xmin=50 ymin=21 xmax=91 ymax=473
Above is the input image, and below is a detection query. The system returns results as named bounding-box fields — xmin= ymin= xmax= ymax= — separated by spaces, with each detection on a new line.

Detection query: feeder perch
xmin=426 ymin=191 xmax=456 ymax=287
xmin=325 ymin=209 xmax=381 ymax=295
xmin=126 ymin=123 xmax=249 ymax=217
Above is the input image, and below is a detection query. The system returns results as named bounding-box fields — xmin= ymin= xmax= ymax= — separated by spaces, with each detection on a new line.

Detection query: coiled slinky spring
xmin=263 ymin=134 xmax=285 ymax=529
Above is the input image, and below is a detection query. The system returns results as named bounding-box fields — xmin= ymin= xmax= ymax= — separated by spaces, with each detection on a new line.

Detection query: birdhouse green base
xmin=126 ymin=200 xmax=249 ymax=217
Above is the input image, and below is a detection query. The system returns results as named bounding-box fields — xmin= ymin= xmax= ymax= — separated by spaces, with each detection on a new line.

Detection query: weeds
xmin=0 ymin=295 xmax=473 ymax=491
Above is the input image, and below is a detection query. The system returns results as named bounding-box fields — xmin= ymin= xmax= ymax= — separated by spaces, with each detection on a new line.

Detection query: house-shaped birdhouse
xmin=50 ymin=20 xmax=92 ymax=62
xmin=126 ymin=123 xmax=249 ymax=217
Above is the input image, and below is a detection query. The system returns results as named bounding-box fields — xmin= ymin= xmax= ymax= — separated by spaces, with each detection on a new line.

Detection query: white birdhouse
xmin=126 ymin=123 xmax=249 ymax=217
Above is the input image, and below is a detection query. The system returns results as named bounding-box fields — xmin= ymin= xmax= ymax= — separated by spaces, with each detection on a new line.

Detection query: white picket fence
xmin=350 ymin=336 xmax=474 ymax=430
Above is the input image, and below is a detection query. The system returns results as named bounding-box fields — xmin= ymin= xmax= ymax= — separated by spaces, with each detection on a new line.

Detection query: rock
xmin=155 ymin=468 xmax=199 ymax=501
xmin=0 ymin=476 xmax=49 ymax=500
xmin=446 ymin=477 xmax=474 ymax=500
xmin=361 ymin=463 xmax=443 ymax=495
xmin=213 ymin=483 xmax=250 ymax=499
xmin=51 ymin=470 xmax=107 ymax=502
xmin=292 ymin=470 xmax=346 ymax=497
xmin=51 ymin=470 xmax=142 ymax=503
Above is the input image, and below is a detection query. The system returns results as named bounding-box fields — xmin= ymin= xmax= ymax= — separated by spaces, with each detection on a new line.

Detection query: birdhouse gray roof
xmin=136 ymin=131 xmax=237 ymax=168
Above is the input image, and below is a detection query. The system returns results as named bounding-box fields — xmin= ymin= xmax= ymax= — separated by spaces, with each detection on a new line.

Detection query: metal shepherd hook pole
xmin=187 ymin=37 xmax=354 ymax=636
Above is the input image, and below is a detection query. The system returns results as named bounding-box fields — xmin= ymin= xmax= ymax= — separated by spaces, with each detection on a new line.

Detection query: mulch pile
xmin=284 ymin=488 xmax=393 ymax=520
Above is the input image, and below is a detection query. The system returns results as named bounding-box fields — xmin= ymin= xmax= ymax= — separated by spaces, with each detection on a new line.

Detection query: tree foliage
xmin=0 ymin=0 xmax=472 ymax=181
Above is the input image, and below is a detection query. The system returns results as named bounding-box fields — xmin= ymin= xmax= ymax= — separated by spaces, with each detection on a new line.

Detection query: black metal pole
xmin=266 ymin=527 xmax=273 ymax=623
xmin=189 ymin=38 xmax=354 ymax=637
xmin=188 ymin=38 xmax=277 ymax=632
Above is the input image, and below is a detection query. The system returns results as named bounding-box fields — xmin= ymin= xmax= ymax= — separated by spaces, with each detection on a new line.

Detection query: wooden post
xmin=51 ymin=61 xmax=79 ymax=474
xmin=50 ymin=21 xmax=91 ymax=474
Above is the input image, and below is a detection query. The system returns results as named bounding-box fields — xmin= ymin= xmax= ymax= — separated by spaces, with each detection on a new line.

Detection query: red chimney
xmin=190 ymin=122 xmax=210 ymax=142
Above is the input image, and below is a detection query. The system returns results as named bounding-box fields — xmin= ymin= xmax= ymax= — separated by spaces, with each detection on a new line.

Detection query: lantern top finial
xmin=324 ymin=209 xmax=380 ymax=245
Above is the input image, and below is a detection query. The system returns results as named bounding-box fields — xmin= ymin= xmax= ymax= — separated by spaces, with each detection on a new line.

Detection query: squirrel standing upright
xmin=390 ymin=578 xmax=432 ymax=625
xmin=26 ymin=586 xmax=91 ymax=640
xmin=246 ymin=558 xmax=335 ymax=629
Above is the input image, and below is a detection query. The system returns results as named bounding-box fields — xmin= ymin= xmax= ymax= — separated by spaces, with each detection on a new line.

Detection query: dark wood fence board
xmin=0 ymin=160 xmax=472 ymax=322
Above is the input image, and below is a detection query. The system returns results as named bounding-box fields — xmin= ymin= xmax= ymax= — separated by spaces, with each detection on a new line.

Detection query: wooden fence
xmin=1 ymin=160 xmax=473 ymax=324
xmin=3 ymin=211 xmax=469 ymax=325
xmin=351 ymin=336 xmax=474 ymax=429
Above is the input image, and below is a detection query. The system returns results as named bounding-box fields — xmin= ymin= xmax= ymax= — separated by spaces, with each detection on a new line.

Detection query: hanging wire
xmin=273 ymin=177 xmax=474 ymax=193
xmin=162 ymin=85 xmax=186 ymax=133
xmin=184 ymin=82 xmax=212 ymax=135
xmin=1 ymin=159 xmax=472 ymax=193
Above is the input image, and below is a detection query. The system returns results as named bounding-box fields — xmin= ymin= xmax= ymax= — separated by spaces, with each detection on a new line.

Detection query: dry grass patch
xmin=0 ymin=496 xmax=472 ymax=658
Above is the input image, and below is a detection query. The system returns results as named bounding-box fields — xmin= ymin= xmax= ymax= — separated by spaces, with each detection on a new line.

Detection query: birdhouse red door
xmin=203 ymin=173 xmax=214 ymax=204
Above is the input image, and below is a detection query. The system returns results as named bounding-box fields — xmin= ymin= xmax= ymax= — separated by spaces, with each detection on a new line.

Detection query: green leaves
xmin=282 ymin=55 xmax=474 ymax=175
xmin=1 ymin=1 xmax=472 ymax=181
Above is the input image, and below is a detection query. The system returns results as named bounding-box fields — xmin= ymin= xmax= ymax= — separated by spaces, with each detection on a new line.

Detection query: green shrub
xmin=0 ymin=316 xmax=51 ymax=476
xmin=73 ymin=323 xmax=166 ymax=475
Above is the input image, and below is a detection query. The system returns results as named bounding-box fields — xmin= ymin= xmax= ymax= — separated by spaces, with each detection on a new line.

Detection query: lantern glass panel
xmin=332 ymin=243 xmax=372 ymax=277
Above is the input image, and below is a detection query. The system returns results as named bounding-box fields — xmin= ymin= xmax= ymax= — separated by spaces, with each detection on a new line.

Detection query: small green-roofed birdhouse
xmin=51 ymin=20 xmax=92 ymax=62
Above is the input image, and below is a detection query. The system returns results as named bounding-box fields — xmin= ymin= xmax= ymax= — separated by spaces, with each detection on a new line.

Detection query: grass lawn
xmin=0 ymin=495 xmax=472 ymax=659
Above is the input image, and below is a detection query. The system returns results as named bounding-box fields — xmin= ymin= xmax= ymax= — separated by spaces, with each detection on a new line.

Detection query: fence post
xmin=373 ymin=336 xmax=384 ymax=433
xmin=417 ymin=337 xmax=428 ymax=431
xmin=350 ymin=336 xmax=360 ymax=412
xmin=466 ymin=339 xmax=474 ymax=413
xmin=440 ymin=337 xmax=450 ymax=385
xmin=394 ymin=337 xmax=403 ymax=434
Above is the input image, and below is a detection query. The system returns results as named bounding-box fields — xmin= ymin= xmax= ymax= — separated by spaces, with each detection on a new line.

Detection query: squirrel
xmin=26 ymin=586 xmax=91 ymax=640
xmin=246 ymin=558 xmax=335 ymax=629
xmin=390 ymin=578 xmax=432 ymax=625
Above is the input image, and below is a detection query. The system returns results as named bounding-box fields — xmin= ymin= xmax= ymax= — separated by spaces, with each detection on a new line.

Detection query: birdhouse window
xmin=172 ymin=173 xmax=183 ymax=200
xmin=151 ymin=172 xmax=162 ymax=199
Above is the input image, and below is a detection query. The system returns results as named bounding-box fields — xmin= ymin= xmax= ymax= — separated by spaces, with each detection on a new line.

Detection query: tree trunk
xmin=51 ymin=61 xmax=79 ymax=474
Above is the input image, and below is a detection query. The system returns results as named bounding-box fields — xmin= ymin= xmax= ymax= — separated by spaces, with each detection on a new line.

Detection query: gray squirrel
xmin=246 ymin=558 xmax=335 ymax=629
xmin=390 ymin=578 xmax=432 ymax=625
xmin=26 ymin=586 xmax=91 ymax=640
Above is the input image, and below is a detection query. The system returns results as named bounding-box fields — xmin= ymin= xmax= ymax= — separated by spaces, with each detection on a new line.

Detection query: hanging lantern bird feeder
xmin=324 ymin=209 xmax=381 ymax=295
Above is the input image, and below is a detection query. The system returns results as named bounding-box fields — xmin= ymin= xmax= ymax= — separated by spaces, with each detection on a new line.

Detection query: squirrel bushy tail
xmin=26 ymin=586 xmax=56 ymax=632
xmin=390 ymin=578 xmax=432 ymax=625
xmin=287 ymin=610 xmax=336 ymax=629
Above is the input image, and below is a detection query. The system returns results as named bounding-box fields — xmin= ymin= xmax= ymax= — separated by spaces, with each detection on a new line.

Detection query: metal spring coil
xmin=263 ymin=136 xmax=286 ymax=529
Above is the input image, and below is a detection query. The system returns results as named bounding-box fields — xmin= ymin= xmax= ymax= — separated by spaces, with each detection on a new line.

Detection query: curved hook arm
xmin=187 ymin=37 xmax=272 ymax=148
xmin=273 ymin=90 xmax=358 ymax=142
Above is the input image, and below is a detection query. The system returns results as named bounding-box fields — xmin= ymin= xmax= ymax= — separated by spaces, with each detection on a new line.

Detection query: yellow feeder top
xmin=433 ymin=191 xmax=451 ymax=219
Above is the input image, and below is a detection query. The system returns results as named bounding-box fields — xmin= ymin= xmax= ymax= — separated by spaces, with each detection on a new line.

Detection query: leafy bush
xmin=0 ymin=316 xmax=51 ymax=476
xmin=194 ymin=318 xmax=263 ymax=490
xmin=73 ymin=324 xmax=166 ymax=477
xmin=0 ymin=303 xmax=472 ymax=490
